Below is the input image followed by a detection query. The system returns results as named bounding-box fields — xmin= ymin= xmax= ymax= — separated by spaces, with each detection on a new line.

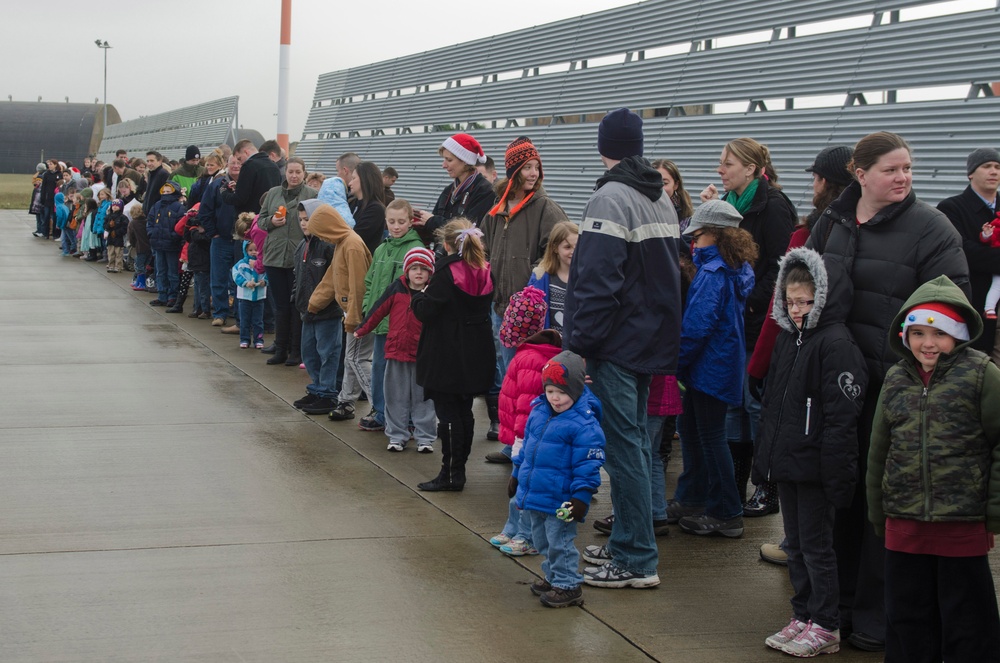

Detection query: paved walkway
xmin=2 ymin=209 xmax=983 ymax=661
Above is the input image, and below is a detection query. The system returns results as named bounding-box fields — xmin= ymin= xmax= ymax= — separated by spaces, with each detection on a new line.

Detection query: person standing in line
xmin=564 ymin=108 xmax=682 ymax=589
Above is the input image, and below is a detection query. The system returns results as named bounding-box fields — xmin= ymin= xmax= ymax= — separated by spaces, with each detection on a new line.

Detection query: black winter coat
xmin=104 ymin=211 xmax=129 ymax=247
xmin=293 ymin=236 xmax=341 ymax=321
xmin=807 ymin=182 xmax=970 ymax=383
xmin=221 ymin=152 xmax=281 ymax=215
xmin=736 ymin=178 xmax=797 ymax=350
xmin=183 ymin=224 xmax=212 ymax=272
xmin=420 ymin=173 xmax=496 ymax=245
xmin=412 ymin=253 xmax=495 ymax=396
xmin=41 ymin=170 xmax=59 ymax=207
xmin=146 ymin=192 xmax=186 ymax=253
xmin=350 ymin=199 xmax=387 ymax=256
xmin=937 ymin=185 xmax=1000 ymax=355
xmin=143 ymin=166 xmax=170 ymax=215
xmin=752 ymin=249 xmax=867 ymax=508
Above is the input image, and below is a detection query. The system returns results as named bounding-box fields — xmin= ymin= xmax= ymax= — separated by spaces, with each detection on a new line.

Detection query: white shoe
xmin=387 ymin=442 xmax=404 ymax=452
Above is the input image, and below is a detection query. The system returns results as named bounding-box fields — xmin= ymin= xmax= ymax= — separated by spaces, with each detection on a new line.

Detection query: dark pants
xmin=834 ymin=389 xmax=885 ymax=640
xmin=884 ymin=549 xmax=1000 ymax=663
xmin=779 ymin=482 xmax=839 ymax=630
xmin=430 ymin=392 xmax=475 ymax=486
xmin=265 ymin=266 xmax=300 ymax=356
xmin=210 ymin=237 xmax=235 ymax=320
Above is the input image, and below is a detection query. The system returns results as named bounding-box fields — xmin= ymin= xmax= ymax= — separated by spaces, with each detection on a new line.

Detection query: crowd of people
xmin=29 ymin=111 xmax=1000 ymax=660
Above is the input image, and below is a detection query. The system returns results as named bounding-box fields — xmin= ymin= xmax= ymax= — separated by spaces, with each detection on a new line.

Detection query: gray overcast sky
xmin=5 ymin=0 xmax=636 ymax=142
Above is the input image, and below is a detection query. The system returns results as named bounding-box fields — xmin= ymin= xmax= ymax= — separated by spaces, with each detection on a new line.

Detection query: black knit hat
xmin=967 ymin=147 xmax=1000 ymax=176
xmin=805 ymin=145 xmax=854 ymax=186
xmin=185 ymin=145 xmax=201 ymax=162
xmin=542 ymin=350 xmax=586 ymax=404
xmin=598 ymin=108 xmax=643 ymax=160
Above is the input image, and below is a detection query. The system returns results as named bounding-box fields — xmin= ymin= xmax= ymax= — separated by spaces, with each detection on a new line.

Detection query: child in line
xmin=490 ymin=285 xmax=558 ymax=556
xmin=979 ymin=214 xmax=1000 ymax=319
xmin=527 ymin=221 xmax=578 ymax=333
xmin=54 ymin=192 xmax=71 ymax=256
xmin=509 ymin=350 xmax=606 ymax=608
xmin=183 ymin=204 xmax=212 ymax=318
xmin=412 ymin=218 xmax=495 ymax=492
xmin=868 ymin=275 xmax=1000 ymax=663
xmin=754 ymin=248 xmax=867 ymax=657
xmin=79 ymin=198 xmax=101 ymax=261
xmin=669 ymin=199 xmax=756 ymax=538
xmin=127 ymin=207 xmax=151 ymax=291
xmin=355 ymin=198 xmax=426 ymax=431
xmin=104 ymin=199 xmax=129 ymax=273
xmin=93 ymin=188 xmax=113 ymax=263
xmin=232 ymin=240 xmax=268 ymax=349
xmin=355 ymin=247 xmax=438 ymax=452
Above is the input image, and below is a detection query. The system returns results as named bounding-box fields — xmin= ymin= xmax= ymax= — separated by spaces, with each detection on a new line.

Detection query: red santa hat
xmin=901 ymin=301 xmax=970 ymax=348
xmin=440 ymin=133 xmax=487 ymax=167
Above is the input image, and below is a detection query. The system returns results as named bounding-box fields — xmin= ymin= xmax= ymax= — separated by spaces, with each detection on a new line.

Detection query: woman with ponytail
xmin=412 ymin=218 xmax=495 ymax=492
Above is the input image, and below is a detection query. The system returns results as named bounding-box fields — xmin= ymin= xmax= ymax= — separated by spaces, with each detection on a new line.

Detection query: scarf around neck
xmin=724 ymin=177 xmax=760 ymax=215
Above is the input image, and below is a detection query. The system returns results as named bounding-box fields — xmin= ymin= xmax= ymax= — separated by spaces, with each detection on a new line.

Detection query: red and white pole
xmin=277 ymin=0 xmax=291 ymax=153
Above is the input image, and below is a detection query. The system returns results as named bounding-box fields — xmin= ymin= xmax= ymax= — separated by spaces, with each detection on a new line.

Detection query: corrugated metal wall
xmin=96 ymin=97 xmax=239 ymax=163
xmin=295 ymin=0 xmax=1000 ymax=219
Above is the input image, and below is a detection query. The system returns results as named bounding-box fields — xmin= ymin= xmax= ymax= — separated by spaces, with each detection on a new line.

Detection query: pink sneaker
xmin=255 ymin=342 xmax=264 ymax=349
xmin=782 ymin=621 xmax=840 ymax=657
xmin=240 ymin=342 xmax=249 ymax=349
xmin=765 ymin=618 xmax=808 ymax=650
xmin=299 ymin=363 xmax=305 ymax=369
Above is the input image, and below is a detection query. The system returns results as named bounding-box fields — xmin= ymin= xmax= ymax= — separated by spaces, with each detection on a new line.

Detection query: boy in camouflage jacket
xmin=867 ymin=275 xmax=1000 ymax=663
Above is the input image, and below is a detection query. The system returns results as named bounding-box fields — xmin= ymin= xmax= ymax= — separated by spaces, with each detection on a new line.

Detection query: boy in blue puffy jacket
xmin=508 ymin=350 xmax=606 ymax=608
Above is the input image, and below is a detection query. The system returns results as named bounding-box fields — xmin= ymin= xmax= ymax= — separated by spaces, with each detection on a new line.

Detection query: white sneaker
xmin=781 ymin=621 xmax=840 ymax=657
xmin=416 ymin=444 xmax=434 ymax=453
xmin=765 ymin=618 xmax=808 ymax=650
xmin=386 ymin=442 xmax=404 ymax=452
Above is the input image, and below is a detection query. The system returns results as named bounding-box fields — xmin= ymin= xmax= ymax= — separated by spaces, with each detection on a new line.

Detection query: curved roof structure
xmin=0 ymin=101 xmax=120 ymax=174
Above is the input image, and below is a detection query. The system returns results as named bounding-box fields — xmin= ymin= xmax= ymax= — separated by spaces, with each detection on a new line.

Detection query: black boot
xmin=485 ymin=394 xmax=500 ymax=441
xmin=165 ymin=294 xmax=186 ymax=314
xmin=267 ymin=349 xmax=289 ymax=365
xmin=418 ymin=422 xmax=464 ymax=491
xmin=729 ymin=442 xmax=753 ymax=504
xmin=743 ymin=481 xmax=780 ymax=517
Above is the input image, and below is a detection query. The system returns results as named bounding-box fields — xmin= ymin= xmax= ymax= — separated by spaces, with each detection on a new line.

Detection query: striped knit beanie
xmin=403 ymin=247 xmax=435 ymax=276
xmin=505 ymin=136 xmax=542 ymax=180
xmin=500 ymin=286 xmax=548 ymax=348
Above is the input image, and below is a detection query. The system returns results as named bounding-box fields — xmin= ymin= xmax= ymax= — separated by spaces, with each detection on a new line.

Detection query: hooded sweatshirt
xmin=316 ymin=176 xmax=356 ymax=228
xmin=868 ymin=275 xmax=1000 ymax=541
xmin=304 ymin=201 xmax=372 ymax=331
xmin=232 ymin=241 xmax=268 ymax=302
xmin=54 ymin=192 xmax=69 ymax=229
xmin=293 ymin=200 xmax=340 ymax=322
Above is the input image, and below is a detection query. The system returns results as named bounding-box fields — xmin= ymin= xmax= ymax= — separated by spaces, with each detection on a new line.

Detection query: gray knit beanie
xmin=967 ymin=147 xmax=1000 ymax=176
xmin=542 ymin=350 xmax=586 ymax=404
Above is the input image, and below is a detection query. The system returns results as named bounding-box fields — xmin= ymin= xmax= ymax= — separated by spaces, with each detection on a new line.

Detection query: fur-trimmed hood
xmin=772 ymin=247 xmax=853 ymax=334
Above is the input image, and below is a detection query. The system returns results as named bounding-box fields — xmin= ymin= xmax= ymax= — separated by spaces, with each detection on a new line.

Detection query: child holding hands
xmin=509 ymin=350 xmax=606 ymax=608
xmin=867 ymin=275 xmax=1000 ymax=663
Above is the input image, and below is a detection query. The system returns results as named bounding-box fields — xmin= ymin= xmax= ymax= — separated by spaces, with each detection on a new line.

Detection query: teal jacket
xmin=362 ymin=228 xmax=425 ymax=335
xmin=868 ymin=275 xmax=1000 ymax=535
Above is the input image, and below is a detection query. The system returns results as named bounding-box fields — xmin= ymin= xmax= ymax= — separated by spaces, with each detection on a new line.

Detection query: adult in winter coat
xmin=147 ymin=181 xmax=187 ymax=305
xmin=188 ymin=151 xmax=226 ymax=209
xmin=35 ymin=159 xmax=61 ymax=238
xmin=413 ymin=133 xmax=496 ymax=242
xmin=199 ymin=155 xmax=241 ymax=325
xmin=143 ymin=151 xmax=171 ymax=215
xmin=937 ymin=147 xmax=1000 ymax=358
xmin=806 ymin=131 xmax=971 ymax=652
xmin=169 ymin=145 xmax=205 ymax=206
xmin=221 ymin=140 xmax=281 ymax=215
xmin=347 ymin=161 xmax=387 ymax=256
xmin=256 ymin=158 xmax=318 ymax=366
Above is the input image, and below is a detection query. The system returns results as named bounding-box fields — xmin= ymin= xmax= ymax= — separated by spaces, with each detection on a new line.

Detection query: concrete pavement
xmin=1 ymin=209 xmax=982 ymax=661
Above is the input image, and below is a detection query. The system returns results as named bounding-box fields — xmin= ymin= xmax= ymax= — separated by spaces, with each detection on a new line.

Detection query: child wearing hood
xmin=509 ymin=350 xmax=606 ymax=608
xmin=104 ymin=199 xmax=129 ymax=273
xmin=232 ymin=239 xmax=268 ymax=349
xmin=54 ymin=192 xmax=71 ymax=256
xmin=315 ymin=175 xmax=356 ymax=228
xmin=668 ymin=199 xmax=756 ymax=539
xmin=754 ymin=248 xmax=867 ymax=657
xmin=93 ymin=188 xmax=113 ymax=263
xmin=79 ymin=197 xmax=102 ymax=261
xmin=867 ymin=275 xmax=1000 ymax=663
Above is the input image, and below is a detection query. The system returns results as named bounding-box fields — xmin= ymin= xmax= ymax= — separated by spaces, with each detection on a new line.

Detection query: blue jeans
xmin=529 ymin=510 xmax=582 ymax=590
xmin=210 ymin=237 xmax=235 ymax=320
xmin=134 ymin=252 xmax=150 ymax=277
xmin=489 ymin=309 xmax=514 ymax=396
xmin=369 ymin=334 xmax=387 ymax=424
xmin=154 ymin=250 xmax=180 ymax=302
xmin=301 ymin=317 xmax=343 ymax=399
xmin=647 ymin=415 xmax=668 ymax=521
xmin=61 ymin=227 xmax=77 ymax=254
xmin=238 ymin=299 xmax=265 ymax=346
xmin=501 ymin=496 xmax=533 ymax=541
xmin=675 ymin=388 xmax=743 ymax=520
xmin=192 ymin=272 xmax=211 ymax=313
xmin=588 ymin=359 xmax=657 ymax=576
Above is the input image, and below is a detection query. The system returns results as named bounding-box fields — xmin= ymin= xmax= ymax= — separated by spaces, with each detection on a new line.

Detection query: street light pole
xmin=94 ymin=40 xmax=111 ymax=139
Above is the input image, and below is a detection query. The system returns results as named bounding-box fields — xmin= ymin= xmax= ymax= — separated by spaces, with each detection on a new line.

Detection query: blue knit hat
xmin=598 ymin=108 xmax=644 ymax=160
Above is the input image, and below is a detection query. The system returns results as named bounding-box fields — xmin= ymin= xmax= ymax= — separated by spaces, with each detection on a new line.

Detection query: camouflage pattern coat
xmin=867 ymin=275 xmax=1000 ymax=536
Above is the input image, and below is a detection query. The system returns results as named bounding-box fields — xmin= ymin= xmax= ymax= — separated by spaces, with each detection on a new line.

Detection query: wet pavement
xmin=2 ymin=209 xmax=993 ymax=661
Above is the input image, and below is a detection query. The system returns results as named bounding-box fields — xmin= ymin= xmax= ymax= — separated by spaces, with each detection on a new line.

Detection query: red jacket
xmin=648 ymin=375 xmax=683 ymax=417
xmin=498 ymin=330 xmax=562 ymax=446
xmin=355 ymin=276 xmax=421 ymax=361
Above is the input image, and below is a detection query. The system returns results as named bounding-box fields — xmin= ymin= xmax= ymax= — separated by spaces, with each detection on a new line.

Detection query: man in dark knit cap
xmin=563 ymin=108 xmax=682 ymax=589
xmin=938 ymin=147 xmax=1000 ymax=360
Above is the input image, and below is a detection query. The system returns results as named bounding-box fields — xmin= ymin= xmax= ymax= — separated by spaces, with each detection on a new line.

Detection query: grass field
xmin=0 ymin=173 xmax=33 ymax=210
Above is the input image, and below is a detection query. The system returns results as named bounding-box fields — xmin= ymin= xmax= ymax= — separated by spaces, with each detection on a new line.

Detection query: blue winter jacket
xmin=146 ymin=191 xmax=186 ymax=252
xmin=196 ymin=175 xmax=237 ymax=241
xmin=54 ymin=192 xmax=69 ymax=229
xmin=316 ymin=176 xmax=355 ymax=228
xmin=93 ymin=199 xmax=111 ymax=234
xmin=677 ymin=245 xmax=755 ymax=406
xmin=512 ymin=387 xmax=606 ymax=520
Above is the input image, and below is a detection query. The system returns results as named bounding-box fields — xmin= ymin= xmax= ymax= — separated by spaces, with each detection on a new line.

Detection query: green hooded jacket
xmin=362 ymin=228 xmax=425 ymax=335
xmin=169 ymin=162 xmax=205 ymax=202
xmin=867 ymin=275 xmax=1000 ymax=535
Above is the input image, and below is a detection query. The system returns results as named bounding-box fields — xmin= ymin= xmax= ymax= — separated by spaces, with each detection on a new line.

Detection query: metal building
xmin=96 ymin=97 xmax=240 ymax=163
xmin=0 ymin=101 xmax=119 ymax=174
xmin=295 ymin=0 xmax=1000 ymax=219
